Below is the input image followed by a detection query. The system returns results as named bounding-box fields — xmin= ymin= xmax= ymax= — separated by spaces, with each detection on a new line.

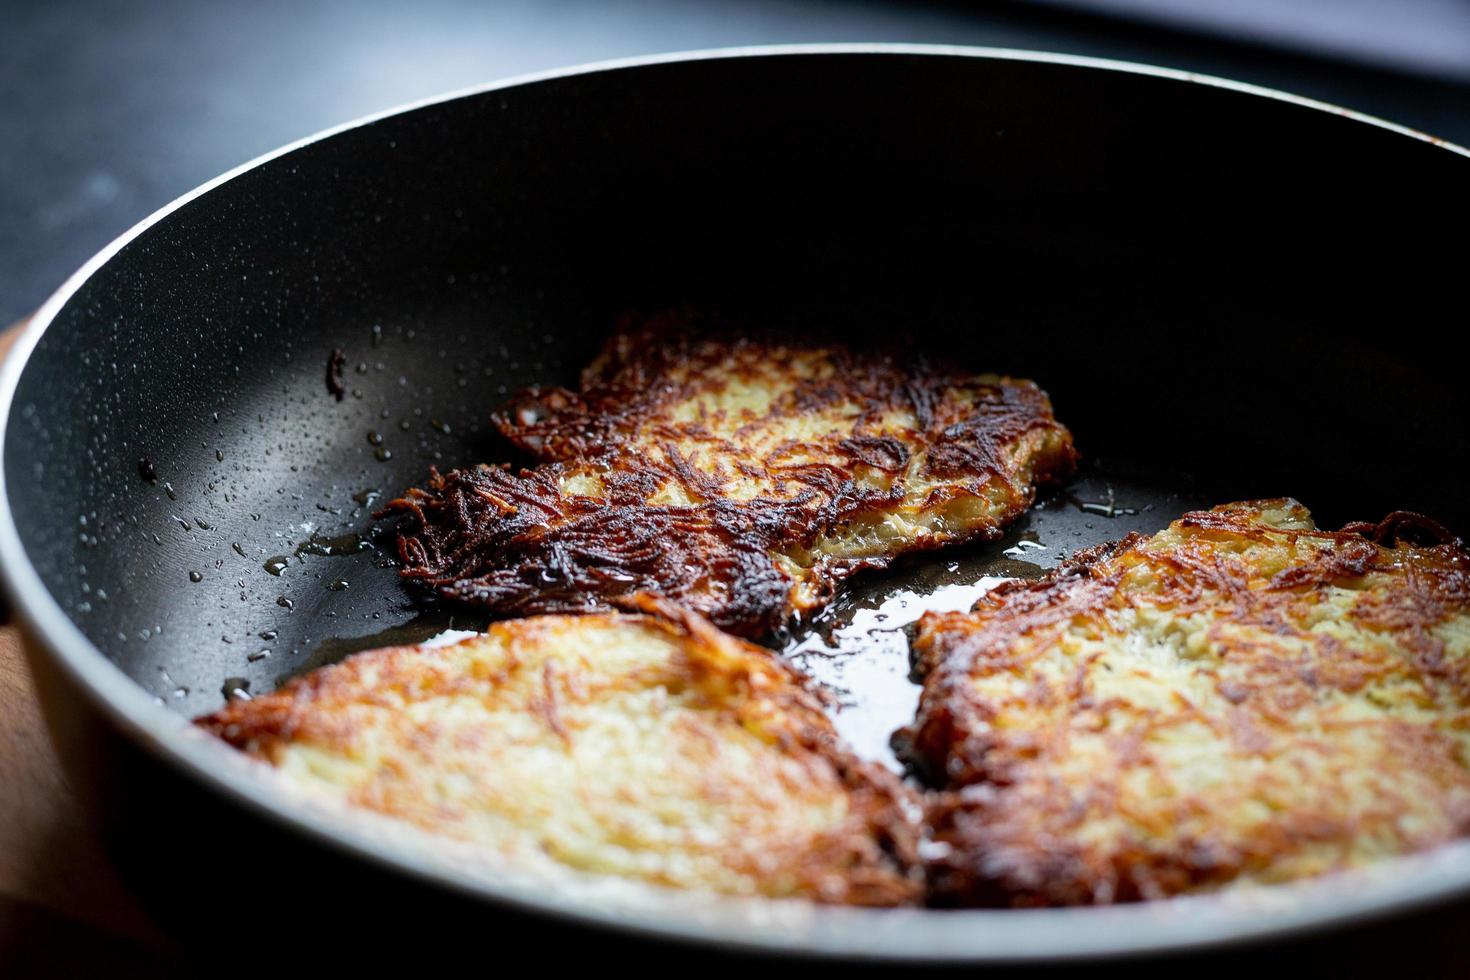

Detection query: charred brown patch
xmin=388 ymin=462 xmax=802 ymax=636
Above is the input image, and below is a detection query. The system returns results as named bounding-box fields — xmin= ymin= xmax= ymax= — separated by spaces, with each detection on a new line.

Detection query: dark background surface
xmin=2 ymin=0 xmax=1469 ymax=328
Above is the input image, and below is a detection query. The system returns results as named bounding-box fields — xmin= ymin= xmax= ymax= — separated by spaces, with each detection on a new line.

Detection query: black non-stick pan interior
xmin=7 ymin=51 xmax=1468 ymax=760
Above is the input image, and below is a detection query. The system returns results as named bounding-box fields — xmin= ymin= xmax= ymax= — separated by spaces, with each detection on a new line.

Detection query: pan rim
xmin=3 ymin=43 xmax=1469 ymax=963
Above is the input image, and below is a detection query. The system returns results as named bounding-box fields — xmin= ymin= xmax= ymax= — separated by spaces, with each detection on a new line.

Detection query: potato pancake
xmin=903 ymin=499 xmax=1470 ymax=906
xmin=385 ymin=312 xmax=1076 ymax=636
xmin=198 ymin=600 xmax=921 ymax=905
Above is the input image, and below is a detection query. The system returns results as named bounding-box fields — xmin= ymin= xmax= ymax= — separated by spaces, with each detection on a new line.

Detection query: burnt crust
xmin=384 ymin=461 xmax=809 ymax=637
xmin=383 ymin=311 xmax=1077 ymax=636
xmin=902 ymin=499 xmax=1470 ymax=907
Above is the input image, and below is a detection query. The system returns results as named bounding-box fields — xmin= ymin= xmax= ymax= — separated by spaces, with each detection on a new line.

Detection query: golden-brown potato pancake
xmin=385 ymin=312 xmax=1076 ymax=636
xmin=903 ymin=499 xmax=1470 ymax=906
xmin=198 ymin=600 xmax=921 ymax=905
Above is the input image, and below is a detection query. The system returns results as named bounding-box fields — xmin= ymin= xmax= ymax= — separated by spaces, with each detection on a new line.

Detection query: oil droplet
xmin=295 ymin=532 xmax=372 ymax=558
xmin=429 ymin=418 xmax=451 ymax=434
xmin=1072 ymin=487 xmax=1140 ymax=518
xmin=222 ymin=677 xmax=252 ymax=701
xmin=215 ymin=449 xmax=224 ymax=462
xmin=164 ymin=482 xmax=177 ymax=500
xmin=352 ymin=488 xmax=380 ymax=506
xmin=327 ymin=579 xmax=350 ymax=591
xmin=259 ymin=629 xmax=278 ymax=641
xmin=374 ymin=448 xmax=392 ymax=462
xmin=263 ymin=555 xmax=291 ymax=576
xmin=1078 ymin=500 xmax=1138 ymax=517
xmin=247 ymin=649 xmax=271 ymax=663
xmin=232 ymin=542 xmax=247 ymax=558
xmin=188 ymin=571 xmax=203 ymax=583
xmin=277 ymin=595 xmax=294 ymax=610
xmin=366 ymin=430 xmax=384 ymax=446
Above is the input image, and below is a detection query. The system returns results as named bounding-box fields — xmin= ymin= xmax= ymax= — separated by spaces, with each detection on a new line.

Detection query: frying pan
xmin=3 ymin=45 xmax=1469 ymax=969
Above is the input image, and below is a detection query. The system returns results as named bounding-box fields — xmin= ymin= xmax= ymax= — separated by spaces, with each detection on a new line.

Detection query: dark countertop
xmin=3 ymin=0 xmax=1469 ymax=327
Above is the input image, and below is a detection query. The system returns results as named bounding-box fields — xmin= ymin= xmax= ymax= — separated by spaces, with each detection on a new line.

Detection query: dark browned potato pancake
xmin=384 ymin=313 xmax=1076 ymax=636
xmin=198 ymin=600 xmax=921 ymax=905
xmin=903 ymin=499 xmax=1470 ymax=907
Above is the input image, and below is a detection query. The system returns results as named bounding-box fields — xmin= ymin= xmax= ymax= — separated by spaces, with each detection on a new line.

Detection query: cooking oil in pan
xmin=784 ymin=576 xmax=1014 ymax=769
xmin=778 ymin=541 xmax=1050 ymax=770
